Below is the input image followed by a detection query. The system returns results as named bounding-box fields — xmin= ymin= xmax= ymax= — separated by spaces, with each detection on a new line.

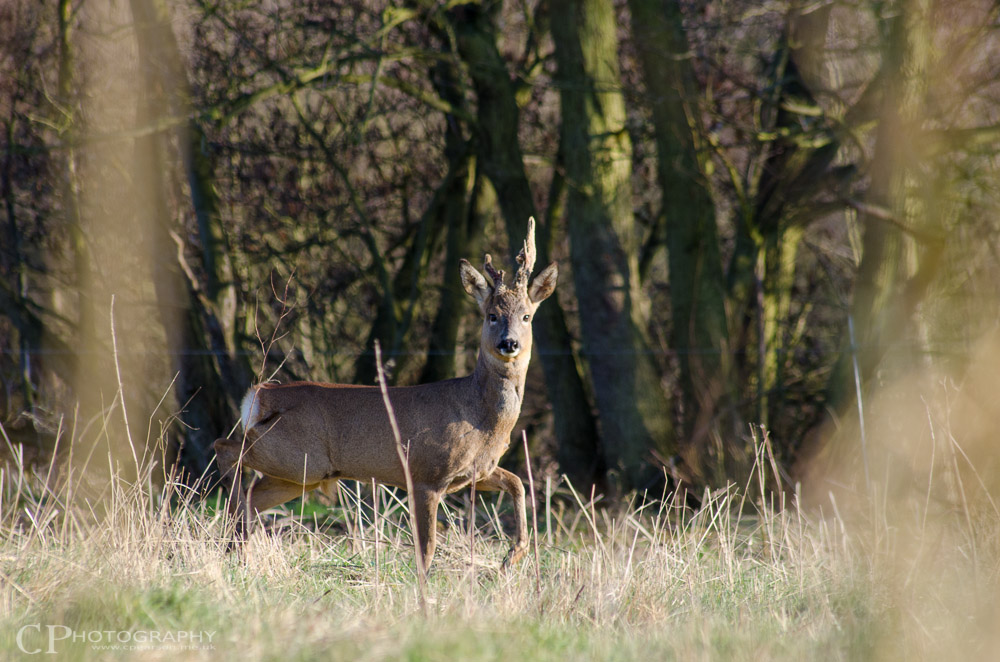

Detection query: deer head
xmin=459 ymin=217 xmax=558 ymax=364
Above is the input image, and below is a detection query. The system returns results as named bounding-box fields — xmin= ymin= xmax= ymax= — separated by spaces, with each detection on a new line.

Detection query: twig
xmin=522 ymin=431 xmax=541 ymax=598
xmin=842 ymin=197 xmax=945 ymax=246
xmin=545 ymin=475 xmax=552 ymax=548
xmin=374 ymin=340 xmax=427 ymax=614
xmin=110 ymin=295 xmax=140 ymax=476
xmin=299 ymin=454 xmax=309 ymax=537
xmin=847 ymin=315 xmax=871 ymax=492
xmin=372 ymin=478 xmax=380 ymax=597
xmin=468 ymin=464 xmax=476 ymax=609
xmin=259 ymin=270 xmax=297 ymax=383
xmin=354 ymin=481 xmax=364 ymax=554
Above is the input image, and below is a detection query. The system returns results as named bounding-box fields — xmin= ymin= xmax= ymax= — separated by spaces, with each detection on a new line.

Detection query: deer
xmin=214 ymin=218 xmax=557 ymax=571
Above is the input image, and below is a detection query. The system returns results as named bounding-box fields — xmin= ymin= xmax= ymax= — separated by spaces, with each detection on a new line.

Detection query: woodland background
xmin=2 ymin=0 xmax=1000 ymax=499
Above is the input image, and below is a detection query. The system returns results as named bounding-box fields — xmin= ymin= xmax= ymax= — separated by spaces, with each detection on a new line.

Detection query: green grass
xmin=1 ymin=425 xmax=997 ymax=661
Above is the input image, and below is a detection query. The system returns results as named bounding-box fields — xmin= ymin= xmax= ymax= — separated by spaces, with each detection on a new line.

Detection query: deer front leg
xmin=248 ymin=475 xmax=322 ymax=516
xmin=214 ymin=437 xmax=250 ymax=541
xmin=411 ymin=486 xmax=442 ymax=574
xmin=475 ymin=467 xmax=528 ymax=570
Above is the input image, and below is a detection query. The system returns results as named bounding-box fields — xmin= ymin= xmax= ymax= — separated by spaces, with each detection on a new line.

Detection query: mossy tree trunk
xmin=420 ymin=58 xmax=489 ymax=385
xmin=828 ymin=0 xmax=940 ymax=414
xmin=551 ymin=0 xmax=674 ymax=491
xmin=451 ymin=4 xmax=604 ymax=489
xmin=628 ymin=0 xmax=738 ymax=484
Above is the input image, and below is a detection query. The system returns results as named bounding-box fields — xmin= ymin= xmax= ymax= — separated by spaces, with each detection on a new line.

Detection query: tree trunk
xmin=421 ymin=160 xmax=479 ymax=384
xmin=353 ymin=163 xmax=451 ymax=386
xmin=628 ymin=0 xmax=738 ymax=483
xmin=451 ymin=5 xmax=604 ymax=489
xmin=129 ymin=0 xmax=242 ymax=474
xmin=421 ymin=59 xmax=480 ymax=384
xmin=829 ymin=0 xmax=936 ymax=413
xmin=551 ymin=0 xmax=674 ymax=491
xmin=57 ymin=0 xmax=94 ymax=365
xmin=796 ymin=0 xmax=946 ymax=487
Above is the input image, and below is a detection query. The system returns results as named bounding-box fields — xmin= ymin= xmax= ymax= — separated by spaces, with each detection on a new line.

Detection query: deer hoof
xmin=222 ymin=519 xmax=248 ymax=554
xmin=224 ymin=529 xmax=247 ymax=554
xmin=500 ymin=542 xmax=528 ymax=570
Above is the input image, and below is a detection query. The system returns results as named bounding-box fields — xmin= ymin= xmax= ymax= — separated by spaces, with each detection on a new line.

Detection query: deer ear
xmin=528 ymin=262 xmax=558 ymax=304
xmin=460 ymin=259 xmax=492 ymax=311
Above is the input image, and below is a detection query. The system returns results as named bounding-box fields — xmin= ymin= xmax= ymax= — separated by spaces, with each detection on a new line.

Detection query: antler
xmin=513 ymin=217 xmax=537 ymax=290
xmin=483 ymin=254 xmax=506 ymax=289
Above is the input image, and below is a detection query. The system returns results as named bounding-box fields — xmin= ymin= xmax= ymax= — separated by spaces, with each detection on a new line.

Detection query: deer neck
xmin=470 ymin=349 xmax=528 ymax=427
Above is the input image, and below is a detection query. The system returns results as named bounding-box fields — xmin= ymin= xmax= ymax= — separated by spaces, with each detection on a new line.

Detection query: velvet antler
xmin=483 ymin=254 xmax=506 ymax=290
xmin=513 ymin=217 xmax=537 ymax=290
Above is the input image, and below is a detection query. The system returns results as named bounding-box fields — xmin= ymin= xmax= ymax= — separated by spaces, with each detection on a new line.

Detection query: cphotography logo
xmin=16 ymin=624 xmax=216 ymax=655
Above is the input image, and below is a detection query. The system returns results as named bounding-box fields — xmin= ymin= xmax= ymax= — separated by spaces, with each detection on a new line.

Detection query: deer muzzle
xmin=497 ymin=338 xmax=520 ymax=358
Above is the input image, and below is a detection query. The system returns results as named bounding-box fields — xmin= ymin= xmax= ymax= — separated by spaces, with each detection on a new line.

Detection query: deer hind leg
xmin=411 ymin=486 xmax=442 ymax=574
xmin=214 ymin=437 xmax=251 ymax=541
xmin=475 ymin=467 xmax=528 ymax=569
xmin=215 ymin=438 xmax=325 ymax=543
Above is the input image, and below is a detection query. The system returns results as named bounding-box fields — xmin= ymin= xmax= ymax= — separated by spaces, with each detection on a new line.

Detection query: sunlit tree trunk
xmin=628 ymin=0 xmax=740 ymax=484
xmin=551 ymin=0 xmax=674 ymax=491
xmin=129 ymin=0 xmax=248 ymax=473
xmin=57 ymin=0 xmax=93 ymax=370
xmin=829 ymin=0 xmax=938 ymax=412
xmin=752 ymin=6 xmax=837 ymax=437
xmin=451 ymin=4 xmax=604 ymax=488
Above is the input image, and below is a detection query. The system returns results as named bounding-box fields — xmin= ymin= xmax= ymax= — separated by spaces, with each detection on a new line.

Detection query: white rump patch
xmin=239 ymin=387 xmax=261 ymax=431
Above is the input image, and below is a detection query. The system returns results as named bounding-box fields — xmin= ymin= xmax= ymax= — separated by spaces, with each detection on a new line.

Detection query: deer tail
xmin=239 ymin=386 xmax=262 ymax=431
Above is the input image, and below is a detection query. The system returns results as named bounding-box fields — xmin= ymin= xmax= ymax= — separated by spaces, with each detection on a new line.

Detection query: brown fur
xmin=215 ymin=220 xmax=557 ymax=570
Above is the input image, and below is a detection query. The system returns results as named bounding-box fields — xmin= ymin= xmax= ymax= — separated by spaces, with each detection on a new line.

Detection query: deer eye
xmin=489 ymin=314 xmax=498 ymax=323
xmin=522 ymin=314 xmax=531 ymax=322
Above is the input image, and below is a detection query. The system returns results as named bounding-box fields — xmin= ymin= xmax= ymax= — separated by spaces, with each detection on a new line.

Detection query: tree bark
xmin=628 ymin=0 xmax=737 ymax=483
xmin=420 ymin=160 xmax=479 ymax=384
xmin=551 ymin=0 xmax=674 ymax=491
xmin=828 ymin=0 xmax=937 ymax=413
xmin=421 ymin=60 xmax=480 ymax=384
xmin=451 ymin=4 xmax=604 ymax=489
xmin=129 ymin=0 xmax=244 ymax=474
xmin=352 ymin=154 xmax=451 ymax=386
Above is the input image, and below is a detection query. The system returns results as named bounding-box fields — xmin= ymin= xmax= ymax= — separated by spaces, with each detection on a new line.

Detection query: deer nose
xmin=497 ymin=338 xmax=519 ymax=356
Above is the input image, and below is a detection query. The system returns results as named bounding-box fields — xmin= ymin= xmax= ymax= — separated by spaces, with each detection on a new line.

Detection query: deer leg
xmin=248 ymin=475 xmax=320 ymax=515
xmin=475 ymin=467 xmax=528 ymax=569
xmin=411 ymin=486 xmax=442 ymax=573
xmin=214 ymin=437 xmax=250 ymax=540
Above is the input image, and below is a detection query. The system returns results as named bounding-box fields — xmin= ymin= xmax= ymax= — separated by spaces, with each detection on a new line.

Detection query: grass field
xmin=1 ymin=422 xmax=998 ymax=661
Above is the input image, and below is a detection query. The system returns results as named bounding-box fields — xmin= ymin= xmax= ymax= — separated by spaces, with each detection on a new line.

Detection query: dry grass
xmin=1 ymin=405 xmax=998 ymax=661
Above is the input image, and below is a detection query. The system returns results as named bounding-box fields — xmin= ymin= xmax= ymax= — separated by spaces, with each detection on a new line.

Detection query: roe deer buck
xmin=214 ymin=218 xmax=557 ymax=570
